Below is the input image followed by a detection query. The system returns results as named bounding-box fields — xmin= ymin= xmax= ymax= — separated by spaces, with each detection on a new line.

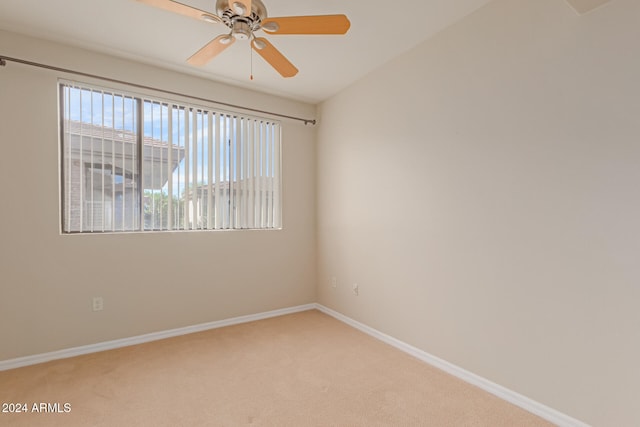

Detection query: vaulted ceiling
xmin=2 ymin=0 xmax=597 ymax=103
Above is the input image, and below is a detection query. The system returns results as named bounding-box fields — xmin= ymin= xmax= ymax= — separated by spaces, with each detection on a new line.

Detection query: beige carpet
xmin=0 ymin=310 xmax=553 ymax=426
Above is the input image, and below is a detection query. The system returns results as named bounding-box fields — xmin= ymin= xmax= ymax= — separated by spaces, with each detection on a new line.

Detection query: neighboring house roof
xmin=64 ymin=120 xmax=186 ymax=189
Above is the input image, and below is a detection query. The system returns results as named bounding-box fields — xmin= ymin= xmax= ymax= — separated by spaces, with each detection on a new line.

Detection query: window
xmin=60 ymin=81 xmax=282 ymax=233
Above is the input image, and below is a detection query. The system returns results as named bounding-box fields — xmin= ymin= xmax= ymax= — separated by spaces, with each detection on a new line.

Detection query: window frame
xmin=59 ymin=79 xmax=283 ymax=234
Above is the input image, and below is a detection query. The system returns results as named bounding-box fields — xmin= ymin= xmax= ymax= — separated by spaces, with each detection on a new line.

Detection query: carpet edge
xmin=314 ymin=303 xmax=591 ymax=427
xmin=0 ymin=303 xmax=316 ymax=371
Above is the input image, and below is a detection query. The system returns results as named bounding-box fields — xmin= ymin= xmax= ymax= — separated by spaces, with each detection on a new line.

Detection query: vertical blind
xmin=60 ymin=81 xmax=282 ymax=233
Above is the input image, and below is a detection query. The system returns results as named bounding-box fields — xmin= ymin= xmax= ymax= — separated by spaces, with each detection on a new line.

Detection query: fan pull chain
xmin=250 ymin=41 xmax=254 ymax=81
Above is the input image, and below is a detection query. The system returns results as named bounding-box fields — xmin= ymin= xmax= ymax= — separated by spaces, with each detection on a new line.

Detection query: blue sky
xmin=64 ymin=86 xmax=275 ymax=197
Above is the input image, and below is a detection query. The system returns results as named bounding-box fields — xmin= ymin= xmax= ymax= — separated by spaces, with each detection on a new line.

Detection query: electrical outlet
xmin=331 ymin=277 xmax=337 ymax=288
xmin=92 ymin=297 xmax=104 ymax=312
xmin=352 ymin=283 xmax=359 ymax=296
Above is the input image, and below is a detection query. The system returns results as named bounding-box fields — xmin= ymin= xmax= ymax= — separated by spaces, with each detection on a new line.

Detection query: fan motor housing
xmin=216 ymin=0 xmax=267 ymax=33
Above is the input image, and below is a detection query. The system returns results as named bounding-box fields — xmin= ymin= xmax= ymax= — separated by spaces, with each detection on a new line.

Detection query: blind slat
xmin=61 ymin=82 xmax=281 ymax=233
xmin=167 ymin=105 xmax=174 ymax=231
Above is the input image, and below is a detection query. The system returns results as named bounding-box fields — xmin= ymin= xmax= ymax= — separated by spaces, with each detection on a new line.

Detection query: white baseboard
xmin=314 ymin=303 xmax=590 ymax=427
xmin=1 ymin=301 xmax=589 ymax=427
xmin=0 ymin=303 xmax=316 ymax=372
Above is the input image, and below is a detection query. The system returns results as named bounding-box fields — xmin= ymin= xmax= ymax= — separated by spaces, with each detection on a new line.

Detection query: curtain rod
xmin=0 ymin=55 xmax=316 ymax=125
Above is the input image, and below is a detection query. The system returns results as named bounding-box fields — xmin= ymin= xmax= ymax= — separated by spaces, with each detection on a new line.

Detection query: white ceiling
xmin=0 ymin=0 xmax=494 ymax=103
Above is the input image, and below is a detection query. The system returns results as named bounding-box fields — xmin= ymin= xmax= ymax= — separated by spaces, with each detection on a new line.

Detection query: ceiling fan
xmin=137 ymin=0 xmax=351 ymax=78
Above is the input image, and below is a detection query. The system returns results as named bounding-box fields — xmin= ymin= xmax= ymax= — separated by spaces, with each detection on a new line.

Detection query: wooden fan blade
xmin=251 ymin=38 xmax=298 ymax=78
xmin=228 ymin=0 xmax=252 ymax=17
xmin=136 ymin=0 xmax=221 ymax=22
xmin=261 ymin=15 xmax=350 ymax=35
xmin=187 ymin=35 xmax=235 ymax=66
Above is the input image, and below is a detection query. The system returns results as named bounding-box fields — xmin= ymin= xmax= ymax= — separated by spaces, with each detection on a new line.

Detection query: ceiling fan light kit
xmin=260 ymin=21 xmax=279 ymax=32
xmin=200 ymin=13 xmax=222 ymax=24
xmin=219 ymin=34 xmax=234 ymax=44
xmin=230 ymin=0 xmax=251 ymax=17
xmin=252 ymin=38 xmax=266 ymax=50
xmin=137 ymin=0 xmax=350 ymax=78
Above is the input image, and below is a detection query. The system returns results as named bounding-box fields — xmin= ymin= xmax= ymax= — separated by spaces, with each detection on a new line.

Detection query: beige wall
xmin=3 ymin=0 xmax=640 ymax=424
xmin=316 ymin=0 xmax=640 ymax=425
xmin=0 ymin=30 xmax=317 ymax=360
